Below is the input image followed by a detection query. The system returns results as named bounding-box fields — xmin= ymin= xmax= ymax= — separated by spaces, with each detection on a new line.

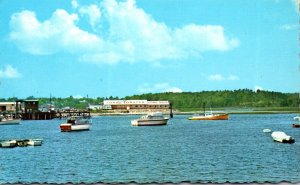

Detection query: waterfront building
xmin=103 ymin=100 xmax=170 ymax=110
xmin=0 ymin=102 xmax=17 ymax=112
xmin=88 ymin=104 xmax=112 ymax=110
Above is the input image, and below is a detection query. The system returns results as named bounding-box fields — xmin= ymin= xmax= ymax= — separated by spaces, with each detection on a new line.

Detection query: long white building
xmin=103 ymin=100 xmax=170 ymax=110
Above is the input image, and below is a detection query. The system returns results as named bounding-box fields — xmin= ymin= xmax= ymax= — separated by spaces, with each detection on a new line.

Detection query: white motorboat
xmin=0 ymin=117 xmax=20 ymax=125
xmin=0 ymin=140 xmax=17 ymax=148
xmin=131 ymin=112 xmax=169 ymax=126
xmin=271 ymin=131 xmax=295 ymax=143
xmin=60 ymin=116 xmax=91 ymax=132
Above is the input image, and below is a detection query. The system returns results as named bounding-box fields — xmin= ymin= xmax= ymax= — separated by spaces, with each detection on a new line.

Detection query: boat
xmin=131 ymin=112 xmax=169 ymax=126
xmin=263 ymin=128 xmax=272 ymax=133
xmin=0 ymin=116 xmax=20 ymax=125
xmin=271 ymin=131 xmax=295 ymax=143
xmin=0 ymin=140 xmax=17 ymax=148
xmin=188 ymin=103 xmax=228 ymax=120
xmin=60 ymin=116 xmax=91 ymax=132
xmin=188 ymin=112 xmax=229 ymax=120
xmin=292 ymin=123 xmax=300 ymax=128
xmin=27 ymin=139 xmax=43 ymax=146
xmin=293 ymin=116 xmax=300 ymax=122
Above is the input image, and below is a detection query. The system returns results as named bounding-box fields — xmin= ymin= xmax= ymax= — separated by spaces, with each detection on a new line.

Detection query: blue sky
xmin=0 ymin=0 xmax=299 ymax=98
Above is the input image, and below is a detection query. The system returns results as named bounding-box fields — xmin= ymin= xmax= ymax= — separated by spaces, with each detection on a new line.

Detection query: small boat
xmin=27 ymin=139 xmax=43 ymax=146
xmin=131 ymin=112 xmax=169 ymax=126
xmin=293 ymin=116 xmax=300 ymax=122
xmin=0 ymin=116 xmax=20 ymax=125
xmin=292 ymin=123 xmax=300 ymax=128
xmin=271 ymin=131 xmax=295 ymax=143
xmin=188 ymin=112 xmax=229 ymax=120
xmin=263 ymin=128 xmax=272 ymax=133
xmin=188 ymin=103 xmax=228 ymax=120
xmin=60 ymin=116 xmax=91 ymax=132
xmin=0 ymin=140 xmax=17 ymax=148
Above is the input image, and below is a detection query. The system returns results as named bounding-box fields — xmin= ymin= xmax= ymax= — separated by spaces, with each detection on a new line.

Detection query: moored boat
xmin=271 ymin=131 xmax=295 ymax=143
xmin=263 ymin=128 xmax=272 ymax=133
xmin=0 ymin=116 xmax=20 ymax=125
xmin=293 ymin=116 xmax=300 ymax=122
xmin=188 ymin=112 xmax=229 ymax=120
xmin=188 ymin=103 xmax=228 ymax=120
xmin=0 ymin=140 xmax=17 ymax=148
xmin=27 ymin=139 xmax=43 ymax=146
xmin=131 ymin=112 xmax=169 ymax=126
xmin=60 ymin=116 xmax=91 ymax=132
xmin=292 ymin=123 xmax=300 ymax=128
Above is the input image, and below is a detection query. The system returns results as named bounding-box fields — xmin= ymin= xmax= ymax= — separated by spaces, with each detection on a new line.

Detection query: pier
xmin=12 ymin=99 xmax=91 ymax=120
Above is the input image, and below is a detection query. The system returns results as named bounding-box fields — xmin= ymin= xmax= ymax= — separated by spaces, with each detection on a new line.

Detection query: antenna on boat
xmin=169 ymin=102 xmax=173 ymax=118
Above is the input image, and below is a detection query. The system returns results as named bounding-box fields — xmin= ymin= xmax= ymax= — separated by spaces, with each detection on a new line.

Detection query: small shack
xmin=16 ymin=100 xmax=56 ymax=120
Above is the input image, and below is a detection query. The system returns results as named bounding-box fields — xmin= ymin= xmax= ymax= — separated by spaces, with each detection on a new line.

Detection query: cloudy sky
xmin=0 ymin=0 xmax=298 ymax=98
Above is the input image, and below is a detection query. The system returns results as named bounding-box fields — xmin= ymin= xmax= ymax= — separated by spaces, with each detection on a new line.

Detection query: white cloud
xmin=228 ymin=75 xmax=239 ymax=80
xmin=280 ymin=24 xmax=297 ymax=30
xmin=9 ymin=9 xmax=103 ymax=55
xmin=79 ymin=5 xmax=101 ymax=30
xmin=254 ymin=86 xmax=263 ymax=92
xmin=208 ymin=74 xmax=239 ymax=81
xmin=71 ymin=0 xmax=79 ymax=9
xmin=208 ymin=74 xmax=225 ymax=81
xmin=73 ymin=95 xmax=84 ymax=99
xmin=0 ymin=65 xmax=21 ymax=78
xmin=9 ymin=0 xmax=239 ymax=65
xmin=137 ymin=83 xmax=183 ymax=93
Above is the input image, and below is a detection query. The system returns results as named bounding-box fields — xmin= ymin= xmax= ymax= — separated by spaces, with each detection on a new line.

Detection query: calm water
xmin=0 ymin=114 xmax=299 ymax=183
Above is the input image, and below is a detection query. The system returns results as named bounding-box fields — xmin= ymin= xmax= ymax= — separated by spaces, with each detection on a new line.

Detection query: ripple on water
xmin=0 ymin=114 xmax=300 ymax=183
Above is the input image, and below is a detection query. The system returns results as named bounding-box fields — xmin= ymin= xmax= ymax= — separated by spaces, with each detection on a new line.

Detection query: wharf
xmin=9 ymin=110 xmax=91 ymax=120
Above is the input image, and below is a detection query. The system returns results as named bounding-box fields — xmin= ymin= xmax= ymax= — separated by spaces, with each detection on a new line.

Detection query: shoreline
xmin=91 ymin=110 xmax=300 ymax=116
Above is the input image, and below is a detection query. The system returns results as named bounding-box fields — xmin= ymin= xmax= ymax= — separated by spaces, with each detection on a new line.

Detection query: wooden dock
xmin=7 ymin=110 xmax=91 ymax=120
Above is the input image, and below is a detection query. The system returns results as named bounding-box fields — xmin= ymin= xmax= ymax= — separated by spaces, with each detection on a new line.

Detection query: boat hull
xmin=188 ymin=114 xmax=229 ymax=120
xmin=131 ymin=119 xmax=169 ymax=126
xmin=0 ymin=140 xmax=17 ymax=148
xmin=271 ymin=131 xmax=295 ymax=144
xmin=0 ymin=119 xmax=21 ymax=125
xmin=60 ymin=123 xmax=91 ymax=132
xmin=292 ymin=124 xmax=300 ymax=128
xmin=27 ymin=139 xmax=43 ymax=146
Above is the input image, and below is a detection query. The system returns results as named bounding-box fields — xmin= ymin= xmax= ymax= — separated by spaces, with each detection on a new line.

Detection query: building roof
xmin=103 ymin=100 xmax=169 ymax=105
xmin=0 ymin=102 xmax=16 ymax=105
xmin=16 ymin=99 xmax=39 ymax=102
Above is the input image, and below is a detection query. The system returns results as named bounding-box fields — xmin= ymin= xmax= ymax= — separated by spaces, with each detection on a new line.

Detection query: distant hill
xmin=124 ymin=89 xmax=299 ymax=109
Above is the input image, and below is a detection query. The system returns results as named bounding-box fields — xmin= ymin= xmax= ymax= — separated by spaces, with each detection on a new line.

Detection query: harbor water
xmin=0 ymin=114 xmax=299 ymax=183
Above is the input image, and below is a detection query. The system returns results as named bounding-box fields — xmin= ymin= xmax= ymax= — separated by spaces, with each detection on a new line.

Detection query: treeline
xmin=0 ymin=96 xmax=104 ymax=110
xmin=124 ymin=89 xmax=299 ymax=108
xmin=1 ymin=89 xmax=299 ymax=109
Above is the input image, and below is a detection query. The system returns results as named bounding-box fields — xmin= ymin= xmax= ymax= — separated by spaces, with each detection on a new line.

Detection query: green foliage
xmin=125 ymin=89 xmax=299 ymax=109
xmin=1 ymin=89 xmax=298 ymax=109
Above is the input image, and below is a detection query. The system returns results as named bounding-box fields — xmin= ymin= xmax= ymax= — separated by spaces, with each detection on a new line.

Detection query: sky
xmin=0 ymin=0 xmax=299 ymax=99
